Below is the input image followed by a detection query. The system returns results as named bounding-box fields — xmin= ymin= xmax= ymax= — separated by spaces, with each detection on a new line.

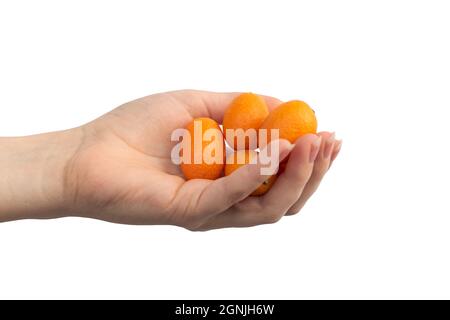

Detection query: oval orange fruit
xmin=259 ymin=100 xmax=317 ymax=148
xmin=223 ymin=93 xmax=269 ymax=150
xmin=180 ymin=117 xmax=225 ymax=180
xmin=225 ymin=150 xmax=276 ymax=196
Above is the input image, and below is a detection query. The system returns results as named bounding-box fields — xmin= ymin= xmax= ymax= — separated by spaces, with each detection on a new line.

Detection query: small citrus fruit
xmin=180 ymin=117 xmax=225 ymax=180
xmin=259 ymin=100 xmax=317 ymax=148
xmin=223 ymin=93 xmax=269 ymax=150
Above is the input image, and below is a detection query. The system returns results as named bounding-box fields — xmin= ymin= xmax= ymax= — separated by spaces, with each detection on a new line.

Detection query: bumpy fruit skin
xmin=223 ymin=93 xmax=269 ymax=150
xmin=225 ymin=150 xmax=276 ymax=196
xmin=259 ymin=100 xmax=317 ymax=148
xmin=180 ymin=117 xmax=225 ymax=180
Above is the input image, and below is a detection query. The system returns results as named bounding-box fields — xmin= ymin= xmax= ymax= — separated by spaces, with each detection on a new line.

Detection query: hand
xmin=0 ymin=90 xmax=341 ymax=230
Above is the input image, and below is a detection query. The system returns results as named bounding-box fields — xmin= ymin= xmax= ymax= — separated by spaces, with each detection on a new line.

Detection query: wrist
xmin=0 ymin=128 xmax=83 ymax=222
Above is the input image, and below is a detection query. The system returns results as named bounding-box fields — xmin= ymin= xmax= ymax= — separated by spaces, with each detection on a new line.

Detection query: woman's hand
xmin=0 ymin=90 xmax=341 ymax=230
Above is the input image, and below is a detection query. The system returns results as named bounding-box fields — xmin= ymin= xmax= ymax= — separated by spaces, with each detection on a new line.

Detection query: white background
xmin=1 ymin=0 xmax=449 ymax=299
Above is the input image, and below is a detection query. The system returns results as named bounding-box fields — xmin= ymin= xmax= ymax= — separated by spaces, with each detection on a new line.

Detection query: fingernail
xmin=309 ymin=136 xmax=322 ymax=163
xmin=331 ymin=139 xmax=343 ymax=162
xmin=324 ymin=132 xmax=336 ymax=159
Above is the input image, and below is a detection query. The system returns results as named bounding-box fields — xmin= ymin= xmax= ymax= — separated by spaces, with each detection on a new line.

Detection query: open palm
xmin=65 ymin=90 xmax=341 ymax=230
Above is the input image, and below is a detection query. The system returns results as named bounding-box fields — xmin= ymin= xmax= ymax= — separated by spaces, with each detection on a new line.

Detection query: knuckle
xmin=287 ymin=206 xmax=301 ymax=215
xmin=185 ymin=226 xmax=209 ymax=232
xmin=264 ymin=212 xmax=283 ymax=224
xmin=193 ymin=226 xmax=212 ymax=232
xmin=181 ymin=217 xmax=205 ymax=232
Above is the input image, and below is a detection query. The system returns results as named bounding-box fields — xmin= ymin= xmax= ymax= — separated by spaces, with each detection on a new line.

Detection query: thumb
xmin=195 ymin=139 xmax=293 ymax=218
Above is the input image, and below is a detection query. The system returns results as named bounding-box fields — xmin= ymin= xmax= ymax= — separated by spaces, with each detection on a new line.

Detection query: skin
xmin=0 ymin=90 xmax=341 ymax=230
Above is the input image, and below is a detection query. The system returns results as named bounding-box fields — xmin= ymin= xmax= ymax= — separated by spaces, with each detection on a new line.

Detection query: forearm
xmin=0 ymin=129 xmax=82 ymax=222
